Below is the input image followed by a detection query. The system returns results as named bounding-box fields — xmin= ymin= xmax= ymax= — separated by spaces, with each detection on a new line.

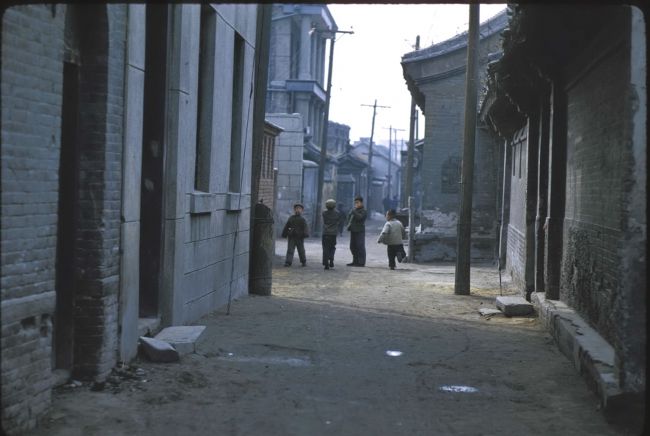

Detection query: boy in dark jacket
xmin=322 ymin=199 xmax=340 ymax=270
xmin=346 ymin=196 xmax=367 ymax=266
xmin=282 ymin=203 xmax=309 ymax=267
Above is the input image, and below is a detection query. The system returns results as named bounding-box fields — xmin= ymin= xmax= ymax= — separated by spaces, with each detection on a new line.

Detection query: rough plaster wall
xmin=560 ymin=34 xmax=630 ymax=363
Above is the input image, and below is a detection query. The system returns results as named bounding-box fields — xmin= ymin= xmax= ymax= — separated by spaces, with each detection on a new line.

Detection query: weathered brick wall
xmin=411 ymin=24 xmax=503 ymax=263
xmin=560 ymin=27 xmax=631 ymax=362
xmin=1 ymin=6 xmax=65 ymax=434
xmin=1 ymin=5 xmax=126 ymax=433
xmin=72 ymin=4 xmax=126 ymax=380
xmin=418 ymin=29 xmax=503 ymax=217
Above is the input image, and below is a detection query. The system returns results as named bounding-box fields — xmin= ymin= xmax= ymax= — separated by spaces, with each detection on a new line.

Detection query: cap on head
xmin=325 ymin=199 xmax=336 ymax=209
xmin=354 ymin=196 xmax=364 ymax=203
xmin=293 ymin=202 xmax=304 ymax=210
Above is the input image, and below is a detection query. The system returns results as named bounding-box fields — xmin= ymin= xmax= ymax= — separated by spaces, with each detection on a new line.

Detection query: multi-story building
xmin=266 ymin=4 xmax=338 ymax=230
xmin=1 ymin=4 xmax=263 ymax=433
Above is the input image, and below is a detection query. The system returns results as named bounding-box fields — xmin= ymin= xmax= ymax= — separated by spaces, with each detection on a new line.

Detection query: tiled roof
xmin=402 ymin=10 xmax=508 ymax=64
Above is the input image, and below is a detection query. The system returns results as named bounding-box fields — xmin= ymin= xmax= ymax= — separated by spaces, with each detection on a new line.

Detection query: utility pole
xmin=404 ymin=35 xmax=420 ymax=208
xmin=361 ymin=100 xmax=390 ymax=211
xmin=454 ymin=4 xmax=480 ymax=296
xmin=383 ymin=126 xmax=405 ymax=200
xmin=314 ymin=29 xmax=354 ymax=236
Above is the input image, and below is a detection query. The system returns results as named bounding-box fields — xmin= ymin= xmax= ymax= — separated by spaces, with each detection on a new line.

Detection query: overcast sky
xmin=326 ymin=4 xmax=507 ymax=152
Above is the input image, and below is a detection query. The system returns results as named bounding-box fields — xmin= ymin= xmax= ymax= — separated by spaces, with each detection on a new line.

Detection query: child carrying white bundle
xmin=377 ymin=209 xmax=407 ymax=270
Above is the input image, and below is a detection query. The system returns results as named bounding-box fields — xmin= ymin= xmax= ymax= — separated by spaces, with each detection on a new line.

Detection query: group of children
xmin=281 ymin=196 xmax=406 ymax=270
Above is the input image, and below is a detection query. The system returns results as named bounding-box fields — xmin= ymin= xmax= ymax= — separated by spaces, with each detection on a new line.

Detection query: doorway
xmin=54 ymin=61 xmax=80 ymax=372
xmin=139 ymin=5 xmax=168 ymax=318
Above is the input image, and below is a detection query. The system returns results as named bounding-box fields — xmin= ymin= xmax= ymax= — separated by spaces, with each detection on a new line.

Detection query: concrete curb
xmin=530 ymin=293 xmax=644 ymax=428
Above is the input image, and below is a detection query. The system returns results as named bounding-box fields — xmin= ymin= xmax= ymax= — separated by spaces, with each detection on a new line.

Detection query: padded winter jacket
xmin=378 ymin=219 xmax=406 ymax=245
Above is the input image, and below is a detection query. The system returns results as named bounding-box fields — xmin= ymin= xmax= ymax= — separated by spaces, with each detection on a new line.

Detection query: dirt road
xmin=32 ymin=219 xmax=625 ymax=435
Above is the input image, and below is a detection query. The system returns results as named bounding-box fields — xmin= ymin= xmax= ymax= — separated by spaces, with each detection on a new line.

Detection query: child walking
xmin=377 ymin=208 xmax=406 ymax=270
xmin=321 ymin=199 xmax=339 ymax=270
xmin=282 ymin=203 xmax=309 ymax=267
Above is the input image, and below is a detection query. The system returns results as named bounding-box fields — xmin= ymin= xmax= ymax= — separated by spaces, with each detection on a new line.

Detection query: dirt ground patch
xmin=32 ymin=220 xmax=626 ymax=435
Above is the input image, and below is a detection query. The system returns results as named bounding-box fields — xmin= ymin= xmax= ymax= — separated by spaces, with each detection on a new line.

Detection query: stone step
xmin=495 ymin=295 xmax=534 ymax=316
xmin=530 ymin=293 xmax=644 ymax=427
xmin=154 ymin=326 xmax=206 ymax=356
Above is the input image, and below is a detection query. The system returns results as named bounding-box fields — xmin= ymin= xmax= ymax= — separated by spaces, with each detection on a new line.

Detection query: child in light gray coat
xmin=377 ymin=209 xmax=406 ymax=270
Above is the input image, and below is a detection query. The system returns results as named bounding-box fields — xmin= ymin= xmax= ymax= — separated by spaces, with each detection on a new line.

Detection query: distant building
xmin=266 ymin=4 xmax=338 ymax=230
xmin=401 ymin=11 xmax=508 ymax=261
xmin=343 ymin=139 xmax=400 ymax=213
xmin=335 ymin=143 xmax=369 ymax=210
xmin=328 ymin=121 xmax=350 ymax=155
xmin=265 ymin=113 xmax=305 ymax=236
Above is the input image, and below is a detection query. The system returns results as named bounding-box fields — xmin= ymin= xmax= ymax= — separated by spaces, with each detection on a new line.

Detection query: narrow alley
xmin=32 ymin=218 xmax=623 ymax=436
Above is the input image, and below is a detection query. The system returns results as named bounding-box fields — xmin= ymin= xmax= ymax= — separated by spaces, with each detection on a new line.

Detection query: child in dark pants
xmin=322 ymin=199 xmax=339 ymax=270
xmin=282 ymin=203 xmax=309 ymax=267
xmin=377 ymin=209 xmax=406 ymax=270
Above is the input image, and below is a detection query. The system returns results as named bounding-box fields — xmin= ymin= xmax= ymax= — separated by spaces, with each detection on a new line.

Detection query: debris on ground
xmin=495 ymin=295 xmax=535 ymax=317
xmin=478 ymin=308 xmax=503 ymax=318
xmin=139 ymin=336 xmax=180 ymax=362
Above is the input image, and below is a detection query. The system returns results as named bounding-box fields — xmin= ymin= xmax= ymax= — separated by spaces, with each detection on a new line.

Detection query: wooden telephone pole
xmin=383 ymin=126 xmax=405 ymax=201
xmin=454 ymin=4 xmax=480 ymax=295
xmin=404 ymin=35 xmax=420 ymax=208
xmin=361 ymin=100 xmax=390 ymax=210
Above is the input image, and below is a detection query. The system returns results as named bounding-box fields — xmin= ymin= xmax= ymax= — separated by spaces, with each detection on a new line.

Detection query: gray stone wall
xmin=266 ymin=113 xmax=304 ymax=236
xmin=181 ymin=4 xmax=258 ymax=324
xmin=505 ymin=126 xmax=528 ymax=288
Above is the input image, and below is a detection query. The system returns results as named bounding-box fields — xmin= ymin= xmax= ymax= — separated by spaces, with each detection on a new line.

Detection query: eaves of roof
xmin=402 ymin=10 xmax=508 ymax=64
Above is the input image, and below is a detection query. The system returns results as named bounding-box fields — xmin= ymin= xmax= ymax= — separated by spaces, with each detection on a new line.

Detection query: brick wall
xmin=1 ymin=5 xmax=127 ymax=433
xmin=72 ymin=4 xmax=126 ymax=380
xmin=418 ymin=30 xmax=503 ymax=217
xmin=1 ymin=6 xmax=65 ymax=433
xmin=560 ymin=33 xmax=630 ymax=355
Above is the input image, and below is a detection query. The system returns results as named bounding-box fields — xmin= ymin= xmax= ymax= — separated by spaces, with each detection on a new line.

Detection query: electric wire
xmin=226 ymin=18 xmax=263 ymax=315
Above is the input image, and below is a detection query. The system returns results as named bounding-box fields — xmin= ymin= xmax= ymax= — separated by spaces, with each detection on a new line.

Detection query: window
xmin=441 ymin=155 xmax=461 ymax=194
xmin=194 ymin=5 xmax=216 ymax=192
xmin=229 ymin=32 xmax=245 ymax=192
